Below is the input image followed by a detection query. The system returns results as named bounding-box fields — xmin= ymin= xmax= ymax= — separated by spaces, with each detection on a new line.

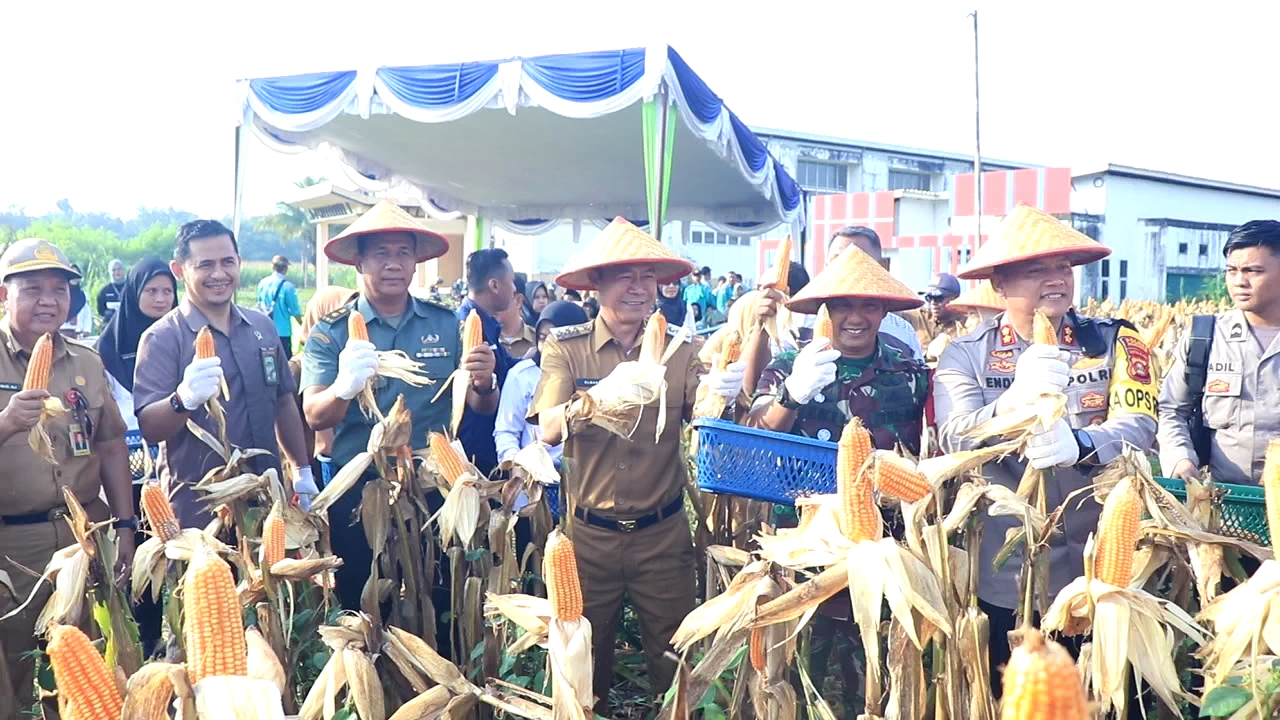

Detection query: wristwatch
xmin=1073 ymin=429 xmax=1098 ymax=468
xmin=776 ymin=384 xmax=804 ymax=411
xmin=113 ymin=517 xmax=138 ymax=531
xmin=472 ymin=372 xmax=498 ymax=396
xmin=169 ymin=392 xmax=190 ymax=414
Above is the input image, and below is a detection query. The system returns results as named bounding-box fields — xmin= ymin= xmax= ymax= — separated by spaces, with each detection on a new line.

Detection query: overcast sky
xmin=3 ymin=0 xmax=1275 ymax=220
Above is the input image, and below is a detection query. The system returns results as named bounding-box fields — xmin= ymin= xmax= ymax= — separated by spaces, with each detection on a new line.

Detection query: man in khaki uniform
xmin=0 ymin=239 xmax=135 ymax=720
xmin=532 ymin=218 xmax=744 ymax=713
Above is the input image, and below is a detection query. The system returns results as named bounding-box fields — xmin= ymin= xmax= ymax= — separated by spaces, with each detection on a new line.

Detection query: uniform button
xmin=815 ymin=393 xmax=825 ymax=403
xmin=618 ymin=462 xmax=627 ymax=470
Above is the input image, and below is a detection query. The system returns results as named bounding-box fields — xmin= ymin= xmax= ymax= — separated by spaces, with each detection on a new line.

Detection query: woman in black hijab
xmin=656 ymin=277 xmax=687 ymax=327
xmin=96 ymin=257 xmax=177 ymax=421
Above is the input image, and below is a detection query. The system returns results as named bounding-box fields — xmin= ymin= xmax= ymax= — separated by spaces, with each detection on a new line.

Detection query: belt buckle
xmin=616 ymin=519 xmax=638 ymax=533
xmin=50 ymin=508 xmax=67 ymax=521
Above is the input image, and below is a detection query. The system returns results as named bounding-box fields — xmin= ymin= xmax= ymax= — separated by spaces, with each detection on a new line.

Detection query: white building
xmin=1070 ymin=165 xmax=1280 ymax=302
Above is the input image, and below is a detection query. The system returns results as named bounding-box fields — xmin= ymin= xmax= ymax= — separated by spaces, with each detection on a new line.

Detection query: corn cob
xmin=1092 ymin=476 xmax=1141 ymax=586
xmin=749 ymin=626 xmax=766 ymax=672
xmin=874 ymin=453 xmax=932 ymax=503
xmin=544 ymin=530 xmax=583 ymax=621
xmin=1264 ymin=439 xmax=1280 ymax=557
xmin=772 ymin=235 xmax=793 ymax=294
xmin=183 ymin=548 xmax=248 ymax=684
xmin=140 ymin=482 xmax=180 ymax=543
xmin=814 ymin=304 xmax=834 ymax=343
xmin=261 ymin=503 xmax=286 ymax=569
xmin=430 ymin=433 xmax=466 ymax=487
xmin=46 ymin=624 xmax=124 ymax=720
xmin=715 ymin=330 xmax=743 ymax=372
xmin=462 ymin=310 xmax=483 ymax=353
xmin=23 ymin=333 xmax=54 ymax=391
xmin=999 ymin=629 xmax=1089 ymax=720
xmin=1032 ymin=311 xmax=1056 ymax=346
xmin=838 ymin=419 xmax=880 ymax=542
xmin=348 ymin=312 xmax=370 ymax=342
xmin=195 ymin=325 xmax=216 ymax=359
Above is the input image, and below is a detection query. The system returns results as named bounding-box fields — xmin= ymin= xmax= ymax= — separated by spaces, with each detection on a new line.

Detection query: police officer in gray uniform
xmin=1159 ymin=220 xmax=1280 ymax=485
xmin=934 ymin=206 xmax=1158 ymax=686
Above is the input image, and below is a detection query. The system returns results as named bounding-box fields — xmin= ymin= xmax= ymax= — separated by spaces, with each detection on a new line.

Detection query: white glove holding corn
xmin=332 ymin=339 xmax=378 ymax=401
xmin=1011 ymin=345 xmax=1070 ymax=395
xmin=293 ymin=466 xmax=319 ymax=511
xmin=783 ymin=338 xmax=840 ymax=405
xmin=1024 ymin=419 xmax=1080 ymax=469
xmin=177 ymin=357 xmax=223 ymax=411
xmin=700 ymin=360 xmax=747 ymax=399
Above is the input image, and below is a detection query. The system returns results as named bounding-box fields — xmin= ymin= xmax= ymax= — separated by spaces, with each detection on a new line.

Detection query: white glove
xmin=177 ymin=357 xmax=224 ymax=411
xmin=1024 ymin=420 xmax=1080 ymax=469
xmin=782 ymin=338 xmax=840 ymax=405
xmin=1010 ymin=345 xmax=1071 ymax=397
xmin=293 ymin=466 xmax=319 ymax=511
xmin=701 ymin=360 xmax=747 ymax=399
xmin=331 ymin=339 xmax=379 ymax=401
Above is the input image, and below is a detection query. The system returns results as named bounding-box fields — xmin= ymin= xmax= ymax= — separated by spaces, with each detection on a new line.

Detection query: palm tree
xmin=258 ymin=177 xmax=325 ymax=286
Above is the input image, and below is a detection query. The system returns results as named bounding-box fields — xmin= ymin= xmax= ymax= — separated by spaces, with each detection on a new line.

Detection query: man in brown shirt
xmin=134 ymin=220 xmax=312 ymax=528
xmin=0 ymin=239 xmax=135 ymax=720
xmin=532 ymin=218 xmax=737 ymax=713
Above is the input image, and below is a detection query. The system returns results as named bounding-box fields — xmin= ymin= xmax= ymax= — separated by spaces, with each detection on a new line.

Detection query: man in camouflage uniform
xmin=748 ymin=245 xmax=929 ymax=699
xmin=934 ymin=206 xmax=1157 ymax=689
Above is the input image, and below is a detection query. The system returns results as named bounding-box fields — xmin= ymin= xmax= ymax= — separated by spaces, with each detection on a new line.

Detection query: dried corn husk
xmin=565 ymin=361 xmax=669 ymax=442
xmin=28 ymin=395 xmax=67 ymax=465
xmin=193 ymin=676 xmax=285 ymax=719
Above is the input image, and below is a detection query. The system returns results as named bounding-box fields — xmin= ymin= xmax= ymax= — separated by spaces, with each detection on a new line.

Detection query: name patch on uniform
xmin=1208 ymin=362 xmax=1238 ymax=373
xmin=417 ymin=347 xmax=450 ymax=359
xmin=575 ymin=378 xmax=600 ymax=388
xmin=1068 ymin=369 xmax=1111 ymax=386
xmin=988 ymin=359 xmax=1016 ymax=374
xmin=0 ymin=382 xmax=19 ymax=391
xmin=985 ymin=376 xmax=1014 ymax=390
xmin=1080 ymin=391 xmax=1107 ymax=410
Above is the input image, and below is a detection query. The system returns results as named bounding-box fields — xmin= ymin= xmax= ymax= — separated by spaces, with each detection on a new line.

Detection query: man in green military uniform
xmin=301 ymin=201 xmax=497 ymax=616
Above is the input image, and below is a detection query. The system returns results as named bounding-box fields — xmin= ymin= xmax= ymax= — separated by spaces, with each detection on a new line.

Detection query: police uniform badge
xmin=1062 ymin=324 xmax=1075 ymax=346
xmin=1230 ymin=322 xmax=1245 ymax=340
xmin=999 ymin=323 xmax=1016 ymax=347
xmin=261 ymin=346 xmax=280 ymax=385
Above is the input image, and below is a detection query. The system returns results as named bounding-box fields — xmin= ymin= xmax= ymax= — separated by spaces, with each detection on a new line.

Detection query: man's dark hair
xmin=830 ymin=225 xmax=881 ymax=253
xmin=175 ymin=220 xmax=238 ymax=263
xmin=699 ymin=265 xmax=711 ymax=278
xmin=716 ymin=275 xmax=726 ymax=283
xmin=1224 ymin=220 xmax=1280 ymax=258
xmin=563 ymin=289 xmax=582 ymax=302
xmin=271 ymin=255 xmax=289 ymax=273
xmin=513 ymin=271 xmax=528 ymax=299
xmin=466 ymin=248 xmax=511 ymax=292
xmin=787 ymin=263 xmax=811 ymax=294
xmin=582 ymin=297 xmax=599 ymax=319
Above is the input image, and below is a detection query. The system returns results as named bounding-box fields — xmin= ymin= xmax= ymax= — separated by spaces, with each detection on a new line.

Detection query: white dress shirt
xmin=495 ymin=358 xmax=561 ymax=465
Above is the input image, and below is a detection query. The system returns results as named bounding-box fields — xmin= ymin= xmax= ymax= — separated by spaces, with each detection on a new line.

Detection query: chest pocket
xmin=1203 ymin=372 xmax=1242 ymax=429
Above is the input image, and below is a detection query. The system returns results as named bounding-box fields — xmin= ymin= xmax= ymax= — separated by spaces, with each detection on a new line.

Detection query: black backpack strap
xmin=1186 ymin=315 xmax=1216 ymax=463
xmin=1068 ymin=309 xmax=1129 ymax=358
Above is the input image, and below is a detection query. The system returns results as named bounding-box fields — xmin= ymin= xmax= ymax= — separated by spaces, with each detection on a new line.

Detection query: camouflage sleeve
xmin=1085 ymin=325 xmax=1158 ymax=464
xmin=751 ymin=352 xmax=796 ymax=408
xmin=934 ymin=340 xmax=999 ymax=453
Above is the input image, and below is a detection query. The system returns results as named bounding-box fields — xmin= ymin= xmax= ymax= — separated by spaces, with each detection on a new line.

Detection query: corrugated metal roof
xmin=751 ymin=126 xmax=1035 ymax=170
xmin=1074 ymin=164 xmax=1280 ymax=199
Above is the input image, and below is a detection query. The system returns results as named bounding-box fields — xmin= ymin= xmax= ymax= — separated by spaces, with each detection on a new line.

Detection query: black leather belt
xmin=574 ymin=495 xmax=684 ymax=533
xmin=0 ymin=507 xmax=68 ymax=526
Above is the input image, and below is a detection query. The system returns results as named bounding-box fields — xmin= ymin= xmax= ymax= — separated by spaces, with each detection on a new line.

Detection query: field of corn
xmin=22 ymin=295 xmax=1280 ymax=720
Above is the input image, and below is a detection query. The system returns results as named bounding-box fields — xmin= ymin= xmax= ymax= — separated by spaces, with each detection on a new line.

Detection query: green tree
xmin=257 ymin=177 xmax=325 ymax=286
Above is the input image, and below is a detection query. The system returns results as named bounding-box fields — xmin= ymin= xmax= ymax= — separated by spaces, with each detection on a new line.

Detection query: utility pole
xmin=970 ymin=10 xmax=983 ymax=263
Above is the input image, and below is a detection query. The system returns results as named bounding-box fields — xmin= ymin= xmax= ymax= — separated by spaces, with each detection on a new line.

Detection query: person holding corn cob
xmin=0 ymin=238 xmax=136 ymax=719
xmin=133 ymin=220 xmax=313 ymax=526
xmin=933 ymin=204 xmax=1157 ymax=687
xmin=301 ymin=200 xmax=497 ymax=614
xmin=531 ymin=217 xmax=738 ymax=713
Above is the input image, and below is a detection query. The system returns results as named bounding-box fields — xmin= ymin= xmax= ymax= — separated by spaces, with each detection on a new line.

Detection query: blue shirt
xmin=682 ymin=283 xmax=713 ymax=314
xmin=256 ymin=273 xmax=302 ymax=339
xmin=453 ymin=297 xmax=516 ymax=474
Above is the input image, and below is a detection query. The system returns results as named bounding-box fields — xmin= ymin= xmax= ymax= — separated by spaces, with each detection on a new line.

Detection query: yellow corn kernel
xmin=999 ymin=629 xmax=1089 ymax=720
xmin=639 ymin=310 xmax=668 ymax=365
xmin=1092 ymin=477 xmax=1142 ymax=586
xmin=749 ymin=626 xmax=766 ymax=672
xmin=195 ymin=325 xmax=216 ymax=360
xmin=46 ymin=624 xmax=124 ymax=720
xmin=874 ymin=453 xmax=932 ymax=503
xmin=23 ymin=333 xmax=53 ymax=391
xmin=348 ymin=312 xmax=370 ymax=342
xmin=772 ymin=235 xmax=792 ymax=294
xmin=838 ymin=419 xmax=880 ymax=542
xmin=716 ymin=330 xmax=743 ymax=372
xmin=544 ymin=530 xmax=583 ymax=621
xmin=261 ymin=503 xmax=286 ymax=569
xmin=1264 ymin=439 xmax=1280 ymax=557
xmin=183 ymin=548 xmax=248 ymax=684
xmin=462 ymin=310 xmax=484 ymax=353
xmin=140 ymin=482 xmax=180 ymax=543
xmin=1032 ymin=311 xmax=1057 ymax=346
xmin=814 ymin=304 xmax=834 ymax=343
xmin=430 ymin=433 xmax=466 ymax=487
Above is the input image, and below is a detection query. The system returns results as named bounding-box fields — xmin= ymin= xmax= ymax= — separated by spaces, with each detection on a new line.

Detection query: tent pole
xmin=232 ymin=125 xmax=247 ymax=238
xmin=652 ymin=82 xmax=669 ymax=243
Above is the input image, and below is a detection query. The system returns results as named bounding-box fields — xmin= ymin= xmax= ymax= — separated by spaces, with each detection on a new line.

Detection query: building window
xmin=692 ymin=230 xmax=717 ymax=244
xmin=725 ymin=235 xmax=751 ymax=246
xmin=1178 ymin=242 xmax=1188 ymax=255
xmin=1198 ymin=244 xmax=1209 ymax=257
xmin=1119 ymin=260 xmax=1128 ymax=299
xmin=796 ymin=160 xmax=847 ymax=192
xmin=888 ymin=171 xmax=932 ymax=191
xmin=1100 ymin=259 xmax=1110 ymax=298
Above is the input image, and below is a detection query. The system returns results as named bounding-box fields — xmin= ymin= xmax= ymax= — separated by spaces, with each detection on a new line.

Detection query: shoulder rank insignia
xmin=1062 ymin=324 xmax=1076 ymax=346
xmin=319 ymin=305 xmax=352 ymax=325
xmin=550 ymin=322 xmax=592 ymax=341
xmin=999 ymin=323 xmax=1016 ymax=347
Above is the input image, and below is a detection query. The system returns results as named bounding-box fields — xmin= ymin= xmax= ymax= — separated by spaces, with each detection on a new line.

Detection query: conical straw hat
xmin=325 ymin=199 xmax=450 ymax=266
xmin=949 ymin=281 xmax=1005 ymax=312
xmin=957 ymin=205 xmax=1110 ymax=280
xmin=555 ymin=217 xmax=694 ymax=291
xmin=786 ymin=245 xmax=922 ymax=314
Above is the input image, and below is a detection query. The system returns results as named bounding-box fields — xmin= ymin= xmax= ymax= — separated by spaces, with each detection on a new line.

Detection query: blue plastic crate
xmin=544 ymin=483 xmax=560 ymax=517
xmin=693 ymin=419 xmax=837 ymax=505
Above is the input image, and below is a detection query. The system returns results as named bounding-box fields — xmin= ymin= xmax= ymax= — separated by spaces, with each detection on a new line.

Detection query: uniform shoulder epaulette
xmin=952 ymin=318 xmax=998 ymax=344
xmin=64 ymin=336 xmax=101 ymax=356
xmin=319 ymin=304 xmax=353 ymax=326
xmin=417 ymin=297 xmax=456 ymax=315
xmin=550 ymin=322 xmax=592 ymax=341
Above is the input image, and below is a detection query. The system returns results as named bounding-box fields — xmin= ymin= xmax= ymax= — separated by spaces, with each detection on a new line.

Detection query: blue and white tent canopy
xmin=236 ymin=45 xmax=803 ymax=236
